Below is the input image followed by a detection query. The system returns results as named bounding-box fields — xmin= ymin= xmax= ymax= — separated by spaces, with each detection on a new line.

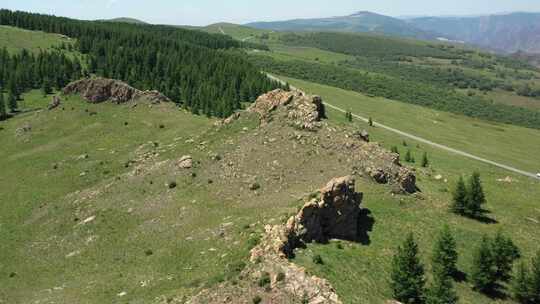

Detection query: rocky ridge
xmin=189 ymin=176 xmax=363 ymax=304
xmin=63 ymin=78 xmax=171 ymax=104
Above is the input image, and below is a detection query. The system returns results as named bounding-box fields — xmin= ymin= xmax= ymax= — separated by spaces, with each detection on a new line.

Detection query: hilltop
xmin=101 ymin=17 xmax=148 ymax=24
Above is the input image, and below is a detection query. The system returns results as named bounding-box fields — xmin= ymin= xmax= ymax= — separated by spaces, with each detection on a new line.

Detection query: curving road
xmin=266 ymin=74 xmax=540 ymax=180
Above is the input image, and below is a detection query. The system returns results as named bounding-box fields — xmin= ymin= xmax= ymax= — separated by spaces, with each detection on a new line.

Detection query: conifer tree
xmin=405 ymin=149 xmax=413 ymax=163
xmin=390 ymin=233 xmax=426 ymax=304
xmin=0 ymin=90 xmax=7 ymax=120
xmin=42 ymin=78 xmax=52 ymax=96
xmin=432 ymin=225 xmax=458 ymax=278
xmin=368 ymin=117 xmax=373 ymax=127
xmin=451 ymin=177 xmax=467 ymax=215
xmin=491 ymin=231 xmax=520 ymax=282
xmin=466 ymin=172 xmax=486 ymax=217
xmin=421 ymin=152 xmax=429 ymax=168
xmin=512 ymin=261 xmax=531 ymax=304
xmin=8 ymin=90 xmax=18 ymax=113
xmin=471 ymin=235 xmax=496 ymax=293
xmin=427 ymin=266 xmax=458 ymax=304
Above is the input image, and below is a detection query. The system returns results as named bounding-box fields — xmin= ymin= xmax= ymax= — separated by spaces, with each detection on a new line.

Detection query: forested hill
xmin=0 ymin=9 xmax=282 ymax=118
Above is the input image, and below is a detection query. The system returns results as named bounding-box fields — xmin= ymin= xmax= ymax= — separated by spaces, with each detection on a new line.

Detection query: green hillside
xmin=0 ymin=25 xmax=73 ymax=53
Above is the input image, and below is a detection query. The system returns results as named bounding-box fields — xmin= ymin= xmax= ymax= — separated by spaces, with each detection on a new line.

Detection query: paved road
xmin=266 ymin=74 xmax=540 ymax=180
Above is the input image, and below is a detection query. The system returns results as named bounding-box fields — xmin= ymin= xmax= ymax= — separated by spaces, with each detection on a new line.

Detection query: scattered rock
xmin=497 ymin=176 xmax=514 ymax=183
xmin=177 ymin=155 xmax=193 ymax=169
xmin=15 ymin=123 xmax=31 ymax=136
xmin=354 ymin=129 xmax=370 ymax=142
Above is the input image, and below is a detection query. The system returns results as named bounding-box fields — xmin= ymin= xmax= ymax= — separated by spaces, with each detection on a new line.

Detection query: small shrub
xmin=168 ymin=181 xmax=177 ymax=189
xmin=336 ymin=243 xmax=344 ymax=250
xmin=258 ymin=272 xmax=271 ymax=287
xmin=159 ymin=124 xmax=165 ymax=129
xmin=252 ymin=295 xmax=262 ymax=304
xmin=247 ymin=235 xmax=261 ymax=249
xmin=276 ymin=272 xmax=286 ymax=282
xmin=313 ymin=254 xmax=324 ymax=265
xmin=145 ymin=249 xmax=153 ymax=256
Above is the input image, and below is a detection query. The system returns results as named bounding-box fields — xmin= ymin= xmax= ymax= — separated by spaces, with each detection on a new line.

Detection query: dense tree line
xmin=279 ymin=32 xmax=462 ymax=60
xmin=0 ymin=47 xmax=82 ymax=117
xmin=0 ymin=9 xmax=282 ymax=117
xmin=390 ymin=229 xmax=532 ymax=304
xmin=343 ymin=58 xmax=501 ymax=91
xmin=252 ymin=55 xmax=540 ymax=129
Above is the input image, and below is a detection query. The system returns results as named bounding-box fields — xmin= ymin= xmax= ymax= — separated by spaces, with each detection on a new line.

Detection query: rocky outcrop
xmin=176 ymin=155 xmax=193 ymax=169
xmin=63 ymin=78 xmax=171 ymax=104
xmin=252 ymin=176 xmax=362 ymax=260
xmin=247 ymin=89 xmax=325 ymax=130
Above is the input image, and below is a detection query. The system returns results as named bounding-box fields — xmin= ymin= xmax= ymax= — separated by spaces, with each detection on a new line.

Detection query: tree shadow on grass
xmin=465 ymin=209 xmax=498 ymax=224
xmin=355 ymin=208 xmax=375 ymax=245
xmin=482 ymin=283 xmax=509 ymax=301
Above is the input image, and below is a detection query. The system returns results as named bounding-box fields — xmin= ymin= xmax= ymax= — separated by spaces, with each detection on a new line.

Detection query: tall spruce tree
xmin=471 ymin=235 xmax=496 ymax=293
xmin=427 ymin=265 xmax=458 ymax=304
xmin=491 ymin=231 xmax=520 ymax=282
xmin=432 ymin=225 xmax=458 ymax=278
xmin=466 ymin=172 xmax=486 ymax=217
xmin=512 ymin=261 xmax=531 ymax=304
xmin=390 ymin=233 xmax=426 ymax=304
xmin=0 ymin=90 xmax=7 ymax=120
xmin=450 ymin=176 xmax=467 ymax=215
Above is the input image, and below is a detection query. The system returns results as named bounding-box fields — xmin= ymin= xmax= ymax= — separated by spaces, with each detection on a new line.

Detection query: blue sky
xmin=2 ymin=0 xmax=540 ymax=26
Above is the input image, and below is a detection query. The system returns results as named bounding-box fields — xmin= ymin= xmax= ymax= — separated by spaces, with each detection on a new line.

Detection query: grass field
xmin=293 ymin=105 xmax=540 ymax=304
xmin=0 ymin=25 xmax=73 ymax=53
xmin=203 ymin=23 xmax=273 ymax=41
xmin=280 ymin=75 xmax=540 ymax=174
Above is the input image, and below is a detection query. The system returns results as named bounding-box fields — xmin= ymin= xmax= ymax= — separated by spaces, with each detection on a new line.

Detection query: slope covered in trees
xmin=0 ymin=9 xmax=281 ymax=117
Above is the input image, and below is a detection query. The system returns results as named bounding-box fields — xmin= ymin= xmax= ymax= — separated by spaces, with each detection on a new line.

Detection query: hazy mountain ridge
xmin=246 ymin=11 xmax=438 ymax=40
xmin=247 ymin=11 xmax=540 ymax=53
xmin=408 ymin=12 xmax=540 ymax=53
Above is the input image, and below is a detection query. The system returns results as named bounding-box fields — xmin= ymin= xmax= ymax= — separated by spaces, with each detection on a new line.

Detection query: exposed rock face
xmin=48 ymin=96 xmax=61 ymax=110
xmin=63 ymin=78 xmax=171 ymax=104
xmin=247 ymin=89 xmax=325 ymax=130
xmin=252 ymin=176 xmax=362 ymax=260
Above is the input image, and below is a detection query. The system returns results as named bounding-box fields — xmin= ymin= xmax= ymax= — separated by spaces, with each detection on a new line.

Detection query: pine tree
xmin=8 ymin=90 xmax=18 ymax=113
xmin=466 ymin=172 xmax=486 ymax=217
xmin=450 ymin=177 xmax=467 ymax=215
xmin=42 ymin=78 xmax=52 ymax=96
xmin=0 ymin=91 xmax=7 ymax=120
xmin=432 ymin=225 xmax=458 ymax=278
xmin=531 ymin=250 xmax=540 ymax=303
xmin=427 ymin=266 xmax=458 ymax=304
xmin=391 ymin=146 xmax=399 ymax=154
xmin=491 ymin=231 xmax=520 ymax=282
xmin=390 ymin=233 xmax=426 ymax=304
xmin=512 ymin=261 xmax=531 ymax=304
xmin=421 ymin=152 xmax=429 ymax=168
xmin=471 ymin=235 xmax=495 ymax=293
xmin=405 ymin=150 xmax=413 ymax=163
xmin=368 ymin=117 xmax=373 ymax=127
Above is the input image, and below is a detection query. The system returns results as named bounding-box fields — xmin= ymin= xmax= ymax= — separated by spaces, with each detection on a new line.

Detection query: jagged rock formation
xmin=63 ymin=78 xmax=171 ymax=104
xmin=247 ymin=89 xmax=325 ymax=130
xmin=252 ymin=176 xmax=362 ymax=259
xmin=189 ymin=177 xmax=360 ymax=304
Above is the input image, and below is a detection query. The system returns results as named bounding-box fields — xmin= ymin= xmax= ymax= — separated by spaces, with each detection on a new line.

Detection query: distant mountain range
xmin=247 ymin=11 xmax=437 ymax=40
xmin=247 ymin=11 xmax=540 ymax=54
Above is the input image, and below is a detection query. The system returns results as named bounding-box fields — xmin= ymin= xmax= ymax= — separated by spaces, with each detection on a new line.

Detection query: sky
xmin=2 ymin=0 xmax=540 ymax=26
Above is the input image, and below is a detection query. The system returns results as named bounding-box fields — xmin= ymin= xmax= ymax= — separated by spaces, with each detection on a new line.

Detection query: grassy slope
xmin=0 ymin=25 xmax=73 ymax=53
xmin=294 ymin=106 xmax=540 ymax=304
xmin=278 ymin=76 xmax=540 ymax=173
xmin=203 ymin=23 xmax=271 ymax=40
